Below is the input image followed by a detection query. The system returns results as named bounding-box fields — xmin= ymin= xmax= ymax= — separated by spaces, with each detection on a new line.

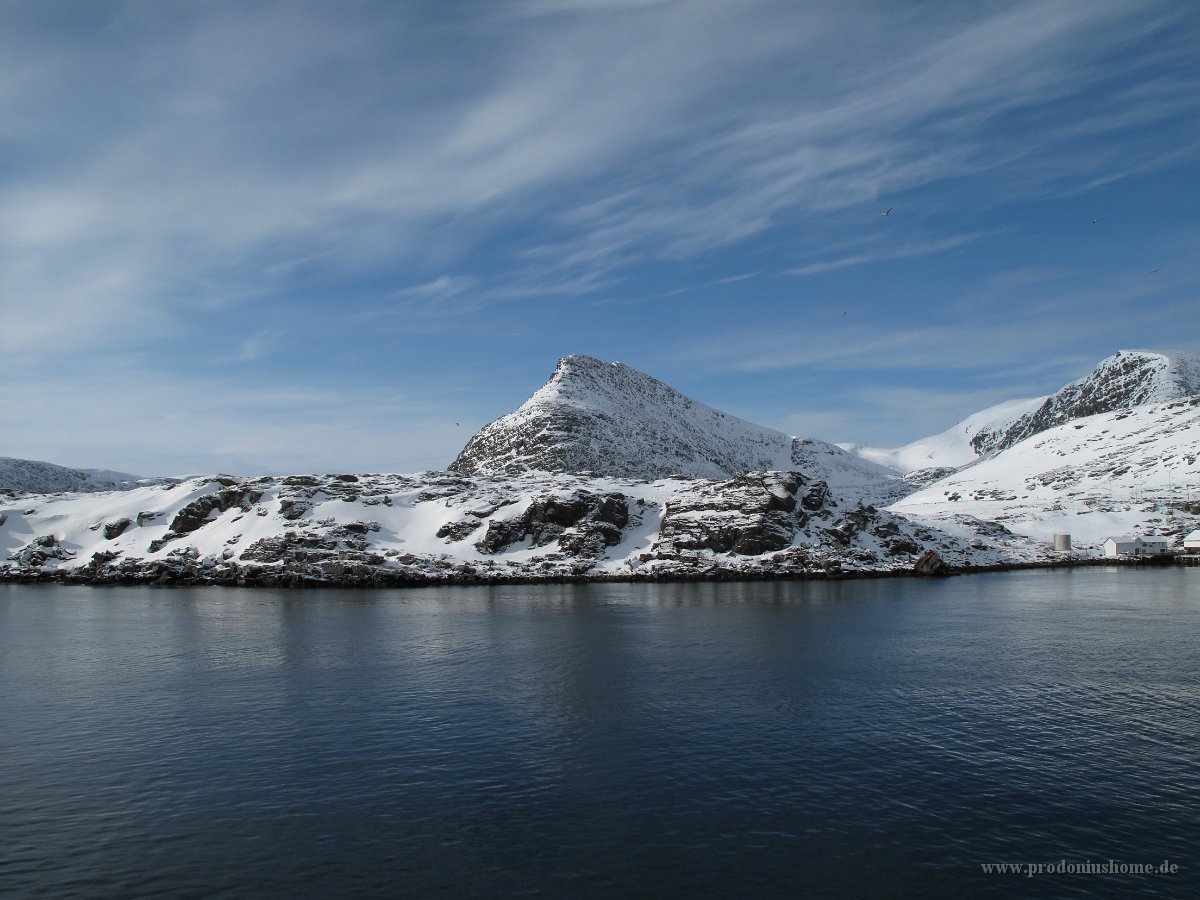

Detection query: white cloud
xmin=783 ymin=232 xmax=991 ymax=277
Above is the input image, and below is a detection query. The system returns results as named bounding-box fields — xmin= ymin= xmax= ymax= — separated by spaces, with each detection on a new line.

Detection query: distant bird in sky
xmin=1092 ymin=218 xmax=1098 ymax=224
xmin=881 ymin=207 xmax=893 ymax=216
xmin=1151 ymin=269 xmax=1160 ymax=273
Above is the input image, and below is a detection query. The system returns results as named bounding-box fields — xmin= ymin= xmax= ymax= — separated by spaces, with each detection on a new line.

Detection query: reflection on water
xmin=1 ymin=570 xmax=1197 ymax=898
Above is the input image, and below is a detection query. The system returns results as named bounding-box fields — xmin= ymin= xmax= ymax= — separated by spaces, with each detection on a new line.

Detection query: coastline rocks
xmin=914 ymin=549 xmax=948 ymax=576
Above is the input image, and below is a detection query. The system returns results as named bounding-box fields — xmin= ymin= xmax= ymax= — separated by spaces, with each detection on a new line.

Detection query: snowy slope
xmin=891 ymin=396 xmax=1200 ymax=547
xmin=974 ymin=349 xmax=1200 ymax=454
xmin=842 ymin=349 xmax=1200 ymax=476
xmin=0 ymin=457 xmax=172 ymax=495
xmin=840 ymin=396 xmax=1045 ymax=473
xmin=450 ymin=355 xmax=908 ymax=503
xmin=1 ymin=470 xmax=1050 ymax=585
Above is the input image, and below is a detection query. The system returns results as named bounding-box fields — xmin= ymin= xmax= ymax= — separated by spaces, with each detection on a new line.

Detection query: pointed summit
xmin=449 ymin=355 xmax=794 ymax=479
xmin=448 ymin=355 xmax=905 ymax=502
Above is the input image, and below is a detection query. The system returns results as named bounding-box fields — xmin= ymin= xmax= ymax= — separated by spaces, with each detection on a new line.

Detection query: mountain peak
xmin=448 ymin=355 xmax=904 ymax=503
xmin=972 ymin=348 xmax=1200 ymax=455
xmin=449 ymin=355 xmax=792 ymax=479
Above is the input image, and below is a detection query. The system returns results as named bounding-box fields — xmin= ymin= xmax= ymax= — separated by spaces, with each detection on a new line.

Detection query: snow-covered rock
xmin=6 ymin=348 xmax=1197 ymax=586
xmin=0 ymin=470 xmax=1052 ymax=586
xmin=840 ymin=396 xmax=1045 ymax=474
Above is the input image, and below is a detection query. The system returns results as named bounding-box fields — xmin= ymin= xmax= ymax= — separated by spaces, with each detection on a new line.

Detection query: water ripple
xmin=1 ymin=571 xmax=1197 ymax=898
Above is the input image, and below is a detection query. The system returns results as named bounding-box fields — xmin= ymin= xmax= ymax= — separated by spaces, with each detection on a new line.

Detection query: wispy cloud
xmin=2 ymin=0 xmax=1197 ymax=470
xmin=783 ymin=232 xmax=991 ymax=277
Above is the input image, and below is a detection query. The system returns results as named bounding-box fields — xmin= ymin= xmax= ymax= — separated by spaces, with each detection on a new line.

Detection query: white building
xmin=1184 ymin=531 xmax=1200 ymax=554
xmin=1102 ymin=535 xmax=1171 ymax=557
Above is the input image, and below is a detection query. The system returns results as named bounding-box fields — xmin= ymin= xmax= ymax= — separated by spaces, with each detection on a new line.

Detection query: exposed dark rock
xmin=914 ymin=549 xmax=948 ymax=576
xmin=11 ymin=534 xmax=74 ymax=568
xmin=149 ymin=533 xmax=180 ymax=552
xmin=474 ymin=491 xmax=631 ymax=557
xmin=801 ymin=481 xmax=829 ymax=511
xmin=658 ymin=473 xmax=802 ymax=557
xmin=278 ymin=498 xmax=312 ymax=521
xmin=437 ymin=520 xmax=481 ymax=542
xmin=886 ymin=538 xmax=921 ymax=556
xmin=171 ymin=497 xmax=215 ymax=533
xmin=104 ymin=518 xmax=132 ymax=540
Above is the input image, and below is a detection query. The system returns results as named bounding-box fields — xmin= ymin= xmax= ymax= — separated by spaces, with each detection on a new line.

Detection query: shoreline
xmin=1 ymin=554 xmax=1185 ymax=590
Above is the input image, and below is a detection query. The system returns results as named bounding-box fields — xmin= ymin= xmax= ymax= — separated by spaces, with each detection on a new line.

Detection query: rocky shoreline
xmin=1 ymin=552 xmax=1178 ymax=589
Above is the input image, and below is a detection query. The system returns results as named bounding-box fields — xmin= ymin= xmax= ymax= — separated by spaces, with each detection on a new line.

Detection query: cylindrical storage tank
xmin=1053 ymin=533 xmax=1072 ymax=552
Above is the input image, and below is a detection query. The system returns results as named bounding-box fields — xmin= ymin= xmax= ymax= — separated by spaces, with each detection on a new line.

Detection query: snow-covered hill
xmin=450 ymin=355 xmax=909 ymax=504
xmin=842 ymin=349 xmax=1200 ymax=481
xmin=0 ymin=457 xmax=173 ymax=496
xmin=891 ymin=396 xmax=1200 ymax=546
xmin=0 ymin=470 xmax=1050 ymax=586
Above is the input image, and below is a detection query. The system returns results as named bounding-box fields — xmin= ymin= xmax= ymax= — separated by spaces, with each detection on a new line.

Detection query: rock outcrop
xmin=1 ymin=470 xmax=1036 ymax=586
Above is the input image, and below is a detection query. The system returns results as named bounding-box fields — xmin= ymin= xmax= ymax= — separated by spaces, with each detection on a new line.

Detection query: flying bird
xmin=881 ymin=207 xmax=893 ymax=216
xmin=1091 ymin=218 xmax=1098 ymax=224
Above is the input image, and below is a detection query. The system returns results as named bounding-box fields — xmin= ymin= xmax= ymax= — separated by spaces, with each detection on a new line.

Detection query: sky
xmin=2 ymin=0 xmax=1198 ymax=476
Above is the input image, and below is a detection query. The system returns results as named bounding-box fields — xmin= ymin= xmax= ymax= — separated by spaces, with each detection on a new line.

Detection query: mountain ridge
xmin=0 ymin=457 xmax=173 ymax=496
xmin=843 ymin=349 xmax=1200 ymax=474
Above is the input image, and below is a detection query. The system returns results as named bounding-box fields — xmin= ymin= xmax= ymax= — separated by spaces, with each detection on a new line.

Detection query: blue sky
xmin=2 ymin=0 xmax=1198 ymax=476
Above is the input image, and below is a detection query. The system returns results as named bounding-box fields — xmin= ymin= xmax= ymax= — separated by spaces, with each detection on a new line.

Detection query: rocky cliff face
xmin=972 ymin=350 xmax=1200 ymax=455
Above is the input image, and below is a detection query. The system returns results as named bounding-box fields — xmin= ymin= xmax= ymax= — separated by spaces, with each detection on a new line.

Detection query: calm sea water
xmin=1 ymin=569 xmax=1198 ymax=899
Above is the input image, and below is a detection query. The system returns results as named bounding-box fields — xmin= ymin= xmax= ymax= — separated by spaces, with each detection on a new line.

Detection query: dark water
xmin=1 ymin=570 xmax=1198 ymax=899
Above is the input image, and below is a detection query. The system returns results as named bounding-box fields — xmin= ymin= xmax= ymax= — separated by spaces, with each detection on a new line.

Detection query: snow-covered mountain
xmin=891 ymin=395 xmax=1200 ymax=545
xmin=450 ymin=354 xmax=908 ymax=503
xmin=973 ymin=349 xmax=1200 ymax=455
xmin=0 ymin=457 xmax=172 ymax=495
xmin=6 ymin=347 xmax=1199 ymax=587
xmin=843 ymin=349 xmax=1200 ymax=478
